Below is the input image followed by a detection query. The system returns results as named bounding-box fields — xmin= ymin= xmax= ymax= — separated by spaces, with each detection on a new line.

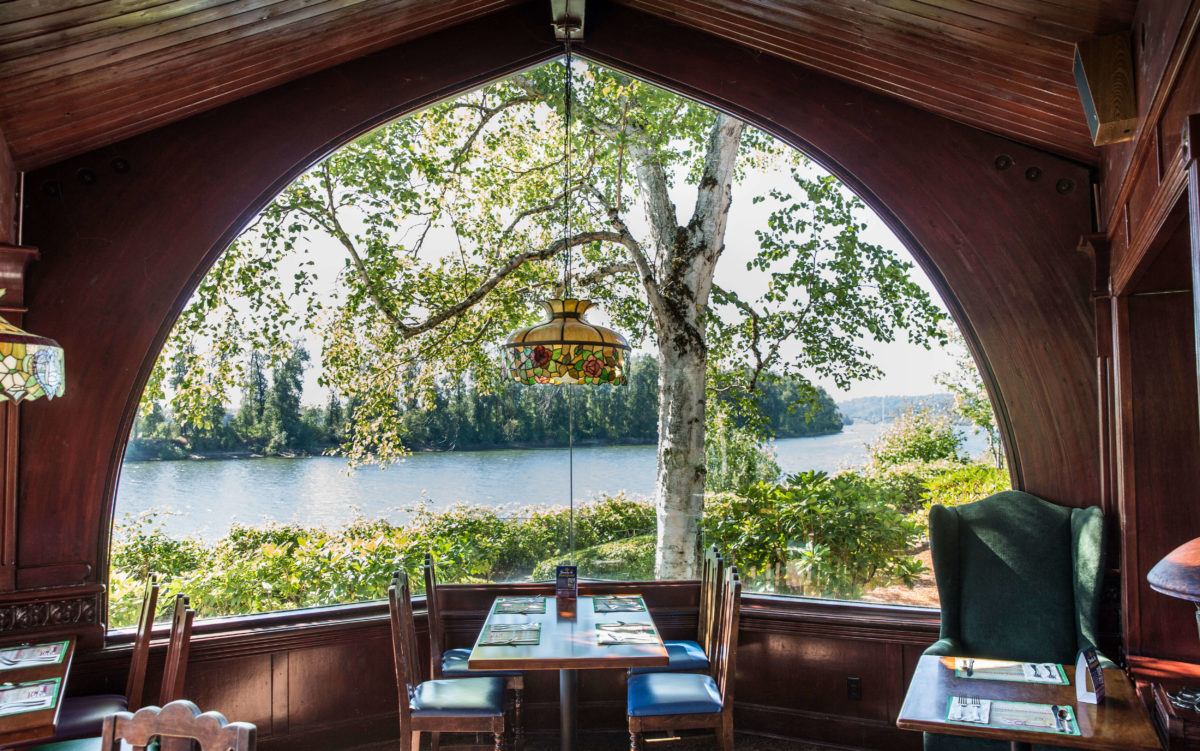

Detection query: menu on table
xmin=0 ymin=641 xmax=69 ymax=672
xmin=946 ymin=696 xmax=1079 ymax=736
xmin=593 ymin=596 xmax=646 ymax=613
xmin=0 ymin=678 xmax=60 ymax=717
xmin=596 ymin=622 xmax=658 ymax=645
xmin=494 ymin=597 xmax=546 ymax=615
xmin=480 ymin=624 xmax=541 ymax=646
xmin=954 ymin=658 xmax=1068 ymax=685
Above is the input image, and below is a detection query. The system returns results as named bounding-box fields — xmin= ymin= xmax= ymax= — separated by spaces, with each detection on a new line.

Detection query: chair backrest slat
xmin=102 ymin=699 xmax=255 ymax=751
xmin=714 ymin=567 xmax=741 ymax=707
xmin=160 ymin=594 xmax=194 ymax=704
xmin=699 ymin=546 xmax=725 ymax=660
xmin=423 ymin=554 xmax=446 ymax=679
xmin=125 ymin=573 xmax=160 ymax=710
xmin=388 ymin=571 xmax=422 ymax=729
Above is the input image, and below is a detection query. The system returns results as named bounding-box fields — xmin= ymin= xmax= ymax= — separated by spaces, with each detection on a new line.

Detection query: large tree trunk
xmin=654 ymin=336 xmax=708 ymax=578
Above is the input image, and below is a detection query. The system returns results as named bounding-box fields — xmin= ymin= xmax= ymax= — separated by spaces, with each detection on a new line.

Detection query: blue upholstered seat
xmin=410 ymin=677 xmax=506 ymax=717
xmin=441 ymin=647 xmax=522 ymax=678
xmin=628 ymin=640 xmax=709 ymax=675
xmin=627 ymin=673 xmax=723 ymax=717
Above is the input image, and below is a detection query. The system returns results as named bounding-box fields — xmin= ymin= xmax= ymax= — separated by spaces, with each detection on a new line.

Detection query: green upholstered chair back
xmin=929 ymin=490 xmax=1105 ymax=664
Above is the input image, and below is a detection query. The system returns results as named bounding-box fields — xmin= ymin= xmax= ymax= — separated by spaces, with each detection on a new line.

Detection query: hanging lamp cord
xmin=562 ymin=39 xmax=574 ymax=299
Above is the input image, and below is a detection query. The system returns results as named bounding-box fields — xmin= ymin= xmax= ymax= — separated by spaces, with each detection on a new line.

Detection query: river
xmin=114 ymin=421 xmax=989 ymax=540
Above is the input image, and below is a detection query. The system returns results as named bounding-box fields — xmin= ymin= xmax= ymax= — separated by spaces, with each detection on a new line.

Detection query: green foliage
xmin=857 ymin=458 xmax=963 ymax=515
xmin=921 ymin=462 xmax=1010 ymax=511
xmin=702 ymin=471 xmax=925 ymax=599
xmin=532 ymin=535 xmax=656 ymax=581
xmin=107 ymin=495 xmax=655 ymax=626
xmin=866 ymin=408 xmax=964 ymax=468
xmin=704 ymin=403 xmax=782 ymax=492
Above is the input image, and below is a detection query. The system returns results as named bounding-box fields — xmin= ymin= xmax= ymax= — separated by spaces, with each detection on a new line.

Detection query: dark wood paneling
xmin=68 ymin=587 xmax=938 ymax=750
xmin=1113 ymin=271 xmax=1200 ymax=661
xmin=0 ymin=0 xmax=1136 ymax=168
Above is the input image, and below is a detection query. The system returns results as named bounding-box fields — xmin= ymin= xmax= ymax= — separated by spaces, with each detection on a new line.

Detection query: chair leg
xmin=717 ymin=718 xmax=734 ymax=751
xmin=408 ymin=730 xmax=420 ymax=751
xmin=493 ymin=732 xmax=504 ymax=751
xmin=513 ymin=689 xmax=524 ymax=751
xmin=430 ymin=731 xmax=440 ymax=751
xmin=629 ymin=731 xmax=641 ymax=751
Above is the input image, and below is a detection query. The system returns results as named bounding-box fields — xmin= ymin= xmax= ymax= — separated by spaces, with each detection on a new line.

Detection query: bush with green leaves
xmin=866 ymin=408 xmax=964 ymax=468
xmin=532 ymin=535 xmax=656 ymax=581
xmin=108 ymin=495 xmax=655 ymax=627
xmin=702 ymin=471 xmax=925 ymax=599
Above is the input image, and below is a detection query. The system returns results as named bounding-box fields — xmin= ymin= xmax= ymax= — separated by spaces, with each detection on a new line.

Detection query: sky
xmin=200 ymin=60 xmax=960 ymax=408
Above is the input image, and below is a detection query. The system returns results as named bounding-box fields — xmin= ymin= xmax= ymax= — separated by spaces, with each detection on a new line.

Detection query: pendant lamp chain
xmin=562 ymin=39 xmax=574 ymax=298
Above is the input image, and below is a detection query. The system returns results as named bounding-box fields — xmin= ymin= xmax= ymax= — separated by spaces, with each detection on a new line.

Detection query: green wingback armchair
xmin=923 ymin=490 xmax=1107 ymax=751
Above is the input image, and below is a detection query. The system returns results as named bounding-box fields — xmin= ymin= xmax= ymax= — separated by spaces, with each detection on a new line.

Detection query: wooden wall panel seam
xmin=1111 ymin=143 xmax=1189 ymax=293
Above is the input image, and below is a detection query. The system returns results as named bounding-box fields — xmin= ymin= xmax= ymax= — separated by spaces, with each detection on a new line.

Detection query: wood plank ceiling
xmin=0 ymin=0 xmax=1136 ymax=171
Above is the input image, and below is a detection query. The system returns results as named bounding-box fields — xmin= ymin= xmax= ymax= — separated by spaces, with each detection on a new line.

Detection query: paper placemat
xmin=495 ymin=597 xmax=546 ymax=615
xmin=481 ymin=624 xmax=541 ymax=646
xmin=597 ymin=622 xmax=658 ymax=645
xmin=593 ymin=596 xmax=646 ymax=613
xmin=946 ymin=696 xmax=1079 ymax=736
xmin=0 ymin=641 xmax=68 ymax=672
xmin=954 ymin=658 xmax=1068 ymax=685
xmin=0 ymin=678 xmax=60 ymax=717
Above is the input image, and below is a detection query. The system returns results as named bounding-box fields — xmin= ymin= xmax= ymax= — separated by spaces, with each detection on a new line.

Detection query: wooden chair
xmin=160 ymin=593 xmax=195 ymax=704
xmin=389 ymin=571 xmax=506 ymax=751
xmin=31 ymin=574 xmax=161 ymax=744
xmin=628 ymin=546 xmax=724 ymax=676
xmin=627 ymin=567 xmax=741 ymax=751
xmin=30 ymin=592 xmax=196 ymax=751
xmin=99 ymin=700 xmax=255 ymax=751
xmin=424 ymin=554 xmax=524 ymax=749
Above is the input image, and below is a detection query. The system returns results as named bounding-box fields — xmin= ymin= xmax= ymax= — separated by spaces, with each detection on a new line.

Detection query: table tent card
xmin=1076 ymin=647 xmax=1106 ymax=704
xmin=593 ymin=596 xmax=646 ymax=613
xmin=480 ymin=624 xmax=541 ymax=646
xmin=0 ymin=642 xmax=67 ymax=672
xmin=596 ymin=622 xmax=658 ymax=645
xmin=946 ymin=696 xmax=1080 ymax=736
xmin=0 ymin=678 xmax=60 ymax=717
xmin=495 ymin=597 xmax=546 ymax=615
xmin=954 ymin=658 xmax=1068 ymax=685
xmin=555 ymin=565 xmax=577 ymax=599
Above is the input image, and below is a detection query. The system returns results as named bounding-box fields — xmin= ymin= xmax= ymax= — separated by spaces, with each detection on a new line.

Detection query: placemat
xmin=946 ymin=696 xmax=1079 ymax=736
xmin=597 ymin=622 xmax=658 ymax=645
xmin=954 ymin=658 xmax=1068 ymax=685
xmin=481 ymin=623 xmax=541 ymax=646
xmin=0 ymin=641 xmax=68 ymax=672
xmin=0 ymin=678 xmax=60 ymax=717
xmin=495 ymin=597 xmax=546 ymax=615
xmin=593 ymin=596 xmax=646 ymax=613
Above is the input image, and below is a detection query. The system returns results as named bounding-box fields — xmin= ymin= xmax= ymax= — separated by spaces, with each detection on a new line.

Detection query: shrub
xmin=532 ymin=535 xmax=656 ymax=581
xmin=920 ymin=462 xmax=1010 ymax=517
xmin=856 ymin=459 xmax=961 ymax=515
xmin=702 ymin=471 xmax=925 ymax=599
xmin=866 ymin=408 xmax=964 ymax=468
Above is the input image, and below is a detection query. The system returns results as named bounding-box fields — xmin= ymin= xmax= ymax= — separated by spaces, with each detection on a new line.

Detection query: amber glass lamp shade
xmin=0 ymin=315 xmax=64 ymax=402
xmin=503 ymin=299 xmax=629 ymax=385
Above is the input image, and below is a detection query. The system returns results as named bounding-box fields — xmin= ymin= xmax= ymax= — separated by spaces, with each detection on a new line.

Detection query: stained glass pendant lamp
xmin=0 ymin=312 xmax=64 ymax=402
xmin=500 ymin=15 xmax=628 ymax=387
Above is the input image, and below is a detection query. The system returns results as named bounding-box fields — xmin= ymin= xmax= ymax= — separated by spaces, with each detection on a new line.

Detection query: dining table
xmin=467 ymin=594 xmax=668 ymax=751
xmin=897 ymin=654 xmax=1161 ymax=751
xmin=0 ymin=636 xmax=76 ymax=747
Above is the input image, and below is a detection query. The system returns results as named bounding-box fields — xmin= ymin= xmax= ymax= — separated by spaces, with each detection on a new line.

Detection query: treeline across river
xmin=129 ymin=352 xmax=844 ymax=460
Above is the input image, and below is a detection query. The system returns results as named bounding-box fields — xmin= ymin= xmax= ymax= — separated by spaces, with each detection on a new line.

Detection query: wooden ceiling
xmin=0 ymin=0 xmax=1136 ymax=170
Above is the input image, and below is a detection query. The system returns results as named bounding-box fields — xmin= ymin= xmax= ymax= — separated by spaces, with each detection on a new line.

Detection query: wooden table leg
xmin=560 ymin=668 xmax=577 ymax=751
xmin=1010 ymin=742 xmax=1032 ymax=751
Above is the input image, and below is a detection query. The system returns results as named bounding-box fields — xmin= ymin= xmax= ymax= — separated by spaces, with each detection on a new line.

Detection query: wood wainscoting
xmin=61 ymin=582 xmax=938 ymax=751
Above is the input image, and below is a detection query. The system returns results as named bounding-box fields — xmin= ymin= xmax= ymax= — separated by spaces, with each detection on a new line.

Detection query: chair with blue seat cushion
xmin=627 ymin=567 xmax=740 ymax=751
xmin=630 ymin=547 xmax=723 ymax=676
xmin=923 ymin=490 xmax=1108 ymax=751
xmin=390 ymin=571 xmax=505 ymax=751
xmin=102 ymin=700 xmax=255 ymax=751
xmin=425 ymin=555 xmax=524 ymax=749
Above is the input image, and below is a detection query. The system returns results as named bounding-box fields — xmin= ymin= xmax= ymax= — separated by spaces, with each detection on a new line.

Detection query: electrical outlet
xmin=847 ymin=676 xmax=862 ymax=700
